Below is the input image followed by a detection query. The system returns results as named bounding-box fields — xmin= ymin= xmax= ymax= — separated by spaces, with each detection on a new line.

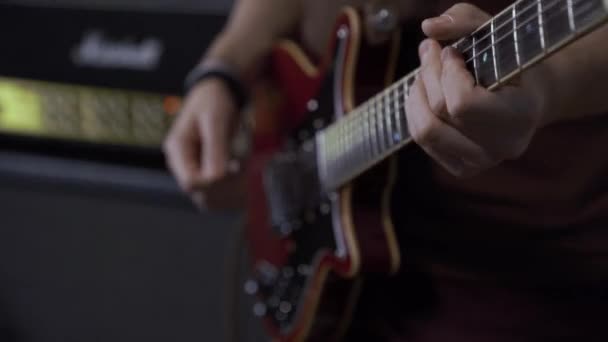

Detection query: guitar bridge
xmin=262 ymin=140 xmax=322 ymax=235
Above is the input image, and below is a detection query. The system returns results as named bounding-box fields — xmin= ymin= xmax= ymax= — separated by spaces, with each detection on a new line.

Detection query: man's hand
xmin=163 ymin=78 xmax=239 ymax=207
xmin=406 ymin=3 xmax=547 ymax=177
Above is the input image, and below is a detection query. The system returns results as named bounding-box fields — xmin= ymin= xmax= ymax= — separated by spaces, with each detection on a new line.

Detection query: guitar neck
xmin=316 ymin=0 xmax=608 ymax=191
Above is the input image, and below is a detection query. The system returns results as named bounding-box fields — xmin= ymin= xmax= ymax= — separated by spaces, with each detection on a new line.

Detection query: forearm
xmin=533 ymin=24 xmax=608 ymax=125
xmin=203 ymin=0 xmax=302 ymax=82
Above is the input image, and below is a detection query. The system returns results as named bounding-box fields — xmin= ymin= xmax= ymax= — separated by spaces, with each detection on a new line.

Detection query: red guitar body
xmin=245 ymin=7 xmax=402 ymax=341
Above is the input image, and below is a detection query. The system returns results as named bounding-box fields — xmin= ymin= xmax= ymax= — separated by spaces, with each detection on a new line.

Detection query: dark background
xmin=0 ymin=0 xmax=267 ymax=341
xmin=4 ymin=0 xmax=234 ymax=13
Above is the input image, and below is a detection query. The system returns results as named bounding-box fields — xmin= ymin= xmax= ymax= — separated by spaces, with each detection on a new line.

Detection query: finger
xmin=439 ymin=48 xmax=533 ymax=160
xmin=200 ymin=112 xmax=232 ymax=182
xmin=406 ymin=77 xmax=493 ymax=176
xmin=418 ymin=39 xmax=446 ymax=115
xmin=163 ymin=115 xmax=203 ymax=192
xmin=440 ymin=47 xmax=478 ymax=121
xmin=421 ymin=3 xmax=491 ymax=41
xmin=407 ymin=79 xmax=465 ymax=175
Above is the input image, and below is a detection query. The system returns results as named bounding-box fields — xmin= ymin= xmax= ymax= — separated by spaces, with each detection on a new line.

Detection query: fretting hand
xmin=406 ymin=3 xmax=550 ymax=177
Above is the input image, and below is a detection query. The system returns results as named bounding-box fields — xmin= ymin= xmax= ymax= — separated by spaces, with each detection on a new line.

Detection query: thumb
xmin=422 ymin=3 xmax=491 ymax=41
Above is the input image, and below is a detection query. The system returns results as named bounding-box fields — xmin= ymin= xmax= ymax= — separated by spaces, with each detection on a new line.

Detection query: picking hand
xmin=163 ymin=78 xmax=240 ymax=208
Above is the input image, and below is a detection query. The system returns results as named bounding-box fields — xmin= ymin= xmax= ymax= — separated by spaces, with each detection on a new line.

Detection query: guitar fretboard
xmin=316 ymin=0 xmax=608 ymax=190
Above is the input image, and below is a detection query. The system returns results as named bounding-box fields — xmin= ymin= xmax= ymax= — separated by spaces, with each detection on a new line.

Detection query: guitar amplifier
xmin=0 ymin=3 xmax=269 ymax=342
xmin=0 ymin=3 xmax=225 ymax=152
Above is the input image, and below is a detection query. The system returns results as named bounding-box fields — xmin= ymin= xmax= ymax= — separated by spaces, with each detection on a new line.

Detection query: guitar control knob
xmin=267 ymin=295 xmax=280 ymax=308
xmin=275 ymin=311 xmax=288 ymax=322
xmin=297 ymin=264 xmax=312 ymax=276
xmin=253 ymin=302 xmax=267 ymax=317
xmin=282 ymin=267 xmax=295 ymax=278
xmin=255 ymin=261 xmax=278 ymax=287
xmin=279 ymin=301 xmax=293 ymax=314
xmin=244 ymin=279 xmax=259 ymax=295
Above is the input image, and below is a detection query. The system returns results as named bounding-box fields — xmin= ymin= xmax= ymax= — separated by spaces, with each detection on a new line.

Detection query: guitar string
xmin=326 ymin=0 xmax=580 ymax=159
xmin=323 ymin=0 xmax=595 ymax=155
xmin=457 ymin=0 xmax=582 ymax=57
xmin=321 ymin=0 xmax=600 ymax=177
xmin=373 ymin=0 xmax=585 ymax=112
xmin=333 ymin=0 xmax=580 ymax=133
xmin=462 ymin=0 xmax=588 ymax=65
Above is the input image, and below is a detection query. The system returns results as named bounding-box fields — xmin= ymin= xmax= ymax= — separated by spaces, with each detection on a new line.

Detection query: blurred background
xmin=0 ymin=0 xmax=266 ymax=341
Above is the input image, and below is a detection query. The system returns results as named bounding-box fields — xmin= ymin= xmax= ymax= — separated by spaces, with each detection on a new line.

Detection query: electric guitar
xmin=243 ymin=0 xmax=608 ymax=340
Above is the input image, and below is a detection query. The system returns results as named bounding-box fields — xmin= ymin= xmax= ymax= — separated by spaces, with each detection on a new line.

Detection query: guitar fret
xmin=380 ymin=99 xmax=388 ymax=151
xmin=364 ymin=110 xmax=371 ymax=159
xmin=472 ymin=35 xmax=480 ymax=84
xmin=337 ymin=117 xmax=350 ymax=173
xmin=353 ymin=115 xmax=360 ymax=166
xmin=494 ymin=8 xmax=518 ymax=80
xmin=384 ymin=94 xmax=393 ymax=147
xmin=356 ymin=112 xmax=362 ymax=164
xmin=359 ymin=116 xmax=365 ymax=163
xmin=341 ymin=116 xmax=347 ymax=169
xmin=341 ymin=117 xmax=346 ymax=170
xmin=375 ymin=102 xmax=381 ymax=155
xmin=369 ymin=105 xmax=378 ymax=156
xmin=545 ymin=0 xmax=576 ymax=49
xmin=390 ymin=89 xmax=396 ymax=141
xmin=332 ymin=123 xmax=337 ymax=177
xmin=319 ymin=133 xmax=328 ymax=185
xmin=393 ymin=87 xmax=402 ymax=143
xmin=374 ymin=100 xmax=385 ymax=153
xmin=354 ymin=116 xmax=359 ymax=159
xmin=350 ymin=116 xmax=356 ymax=165
xmin=318 ymin=0 xmax=608 ymax=191
xmin=542 ymin=0 xmax=574 ymax=48
xmin=513 ymin=5 xmax=522 ymax=69
xmin=516 ymin=0 xmax=543 ymax=66
xmin=567 ymin=0 xmax=576 ymax=32
xmin=491 ymin=18 xmax=500 ymax=83
xmin=364 ymin=109 xmax=373 ymax=159
xmin=538 ymin=0 xmax=547 ymax=52
xmin=455 ymin=35 xmax=477 ymax=78
xmin=473 ymin=23 xmax=497 ymax=87
xmin=401 ymin=79 xmax=411 ymax=138
xmin=348 ymin=116 xmax=354 ymax=174
xmin=368 ymin=102 xmax=375 ymax=157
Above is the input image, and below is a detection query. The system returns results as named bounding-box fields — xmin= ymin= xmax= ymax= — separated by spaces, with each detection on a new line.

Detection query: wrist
xmin=206 ymin=29 xmax=274 ymax=84
xmin=184 ymin=59 xmax=250 ymax=112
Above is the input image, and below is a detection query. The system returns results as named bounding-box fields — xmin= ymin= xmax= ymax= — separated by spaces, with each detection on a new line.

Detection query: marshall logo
xmin=71 ymin=30 xmax=164 ymax=71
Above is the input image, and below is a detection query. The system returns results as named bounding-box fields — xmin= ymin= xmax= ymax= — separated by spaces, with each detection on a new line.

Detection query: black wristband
xmin=184 ymin=64 xmax=249 ymax=111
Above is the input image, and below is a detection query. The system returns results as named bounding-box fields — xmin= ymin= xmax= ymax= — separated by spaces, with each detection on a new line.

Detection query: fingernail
xmin=423 ymin=14 xmax=453 ymax=27
xmin=440 ymin=14 xmax=455 ymax=23
xmin=419 ymin=40 xmax=431 ymax=59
